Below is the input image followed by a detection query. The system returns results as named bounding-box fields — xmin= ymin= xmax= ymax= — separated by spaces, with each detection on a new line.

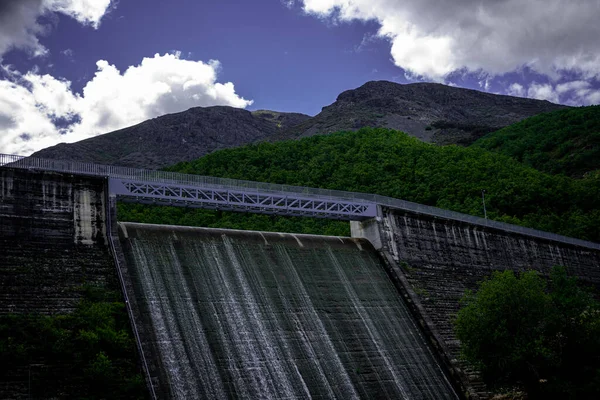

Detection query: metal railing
xmin=2 ymin=153 xmax=599 ymax=251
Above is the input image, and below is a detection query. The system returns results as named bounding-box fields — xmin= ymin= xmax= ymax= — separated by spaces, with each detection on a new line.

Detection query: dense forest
xmin=0 ymin=285 xmax=146 ymax=399
xmin=472 ymin=106 xmax=600 ymax=178
xmin=119 ymin=127 xmax=600 ymax=243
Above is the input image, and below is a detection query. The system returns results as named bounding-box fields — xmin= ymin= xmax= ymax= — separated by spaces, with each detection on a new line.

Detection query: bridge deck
xmin=1 ymin=153 xmax=599 ymax=250
xmin=1 ymin=154 xmax=377 ymax=221
xmin=110 ymin=178 xmax=376 ymax=220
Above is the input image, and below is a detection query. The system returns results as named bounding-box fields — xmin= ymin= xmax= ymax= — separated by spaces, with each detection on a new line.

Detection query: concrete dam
xmin=2 ymin=156 xmax=600 ymax=399
xmin=119 ymin=223 xmax=457 ymax=398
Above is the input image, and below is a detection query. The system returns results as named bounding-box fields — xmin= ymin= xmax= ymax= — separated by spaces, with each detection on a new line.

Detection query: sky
xmin=1 ymin=0 xmax=599 ymax=155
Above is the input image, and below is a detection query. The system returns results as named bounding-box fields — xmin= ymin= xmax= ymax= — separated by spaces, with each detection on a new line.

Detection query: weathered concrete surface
xmin=0 ymin=168 xmax=113 ymax=315
xmin=350 ymin=213 xmax=383 ymax=250
xmin=0 ymin=168 xmax=106 ymax=245
xmin=118 ymin=222 xmax=459 ymax=399
xmin=352 ymin=208 xmax=600 ymax=398
xmin=11 ymin=167 xmax=599 ymax=399
xmin=0 ymin=169 xmax=117 ymax=398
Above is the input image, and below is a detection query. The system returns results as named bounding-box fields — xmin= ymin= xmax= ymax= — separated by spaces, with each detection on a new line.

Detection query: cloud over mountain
xmin=297 ymin=0 xmax=600 ymax=105
xmin=0 ymin=2 xmax=252 ymax=155
xmin=0 ymin=53 xmax=253 ymax=155
xmin=299 ymin=0 xmax=600 ymax=81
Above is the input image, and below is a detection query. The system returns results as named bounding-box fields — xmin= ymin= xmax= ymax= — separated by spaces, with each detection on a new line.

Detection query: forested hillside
xmin=473 ymin=106 xmax=600 ymax=178
xmin=119 ymin=128 xmax=600 ymax=242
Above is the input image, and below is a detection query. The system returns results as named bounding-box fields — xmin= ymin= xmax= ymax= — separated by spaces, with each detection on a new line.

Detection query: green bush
xmin=0 ymin=285 xmax=147 ymax=399
xmin=455 ymin=267 xmax=600 ymax=399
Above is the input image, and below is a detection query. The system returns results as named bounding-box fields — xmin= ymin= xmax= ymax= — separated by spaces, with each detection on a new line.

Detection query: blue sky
xmin=1 ymin=0 xmax=599 ymax=155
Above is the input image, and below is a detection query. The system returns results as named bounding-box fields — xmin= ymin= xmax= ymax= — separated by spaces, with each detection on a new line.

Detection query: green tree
xmin=472 ymin=105 xmax=600 ymax=178
xmin=454 ymin=267 xmax=600 ymax=399
xmin=0 ymin=286 xmax=147 ymax=399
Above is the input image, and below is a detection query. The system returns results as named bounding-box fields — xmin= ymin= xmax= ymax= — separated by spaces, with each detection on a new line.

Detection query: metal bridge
xmin=2 ymin=153 xmax=599 ymax=250
xmin=0 ymin=154 xmax=377 ymax=221
xmin=109 ymin=178 xmax=376 ymax=219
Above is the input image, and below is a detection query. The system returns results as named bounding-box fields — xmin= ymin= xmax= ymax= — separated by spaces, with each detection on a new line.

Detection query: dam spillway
xmin=118 ymin=222 xmax=458 ymax=399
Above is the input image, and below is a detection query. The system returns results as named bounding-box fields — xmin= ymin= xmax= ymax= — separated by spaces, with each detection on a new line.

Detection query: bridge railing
xmin=0 ymin=153 xmax=379 ymax=201
xmin=1 ymin=153 xmax=599 ymax=251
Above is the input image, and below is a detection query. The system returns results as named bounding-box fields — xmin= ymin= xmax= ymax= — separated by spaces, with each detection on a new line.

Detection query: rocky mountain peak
xmin=31 ymin=81 xmax=568 ymax=169
xmin=283 ymin=80 xmax=567 ymax=145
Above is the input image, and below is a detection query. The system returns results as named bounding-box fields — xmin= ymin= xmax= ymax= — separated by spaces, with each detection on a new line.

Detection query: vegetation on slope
xmin=0 ymin=285 xmax=147 ymax=399
xmin=472 ymin=106 xmax=600 ymax=178
xmin=455 ymin=267 xmax=600 ymax=399
xmin=119 ymin=128 xmax=600 ymax=243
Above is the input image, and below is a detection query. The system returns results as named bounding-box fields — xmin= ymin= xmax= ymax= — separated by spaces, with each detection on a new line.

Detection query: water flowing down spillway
xmin=119 ymin=222 xmax=458 ymax=399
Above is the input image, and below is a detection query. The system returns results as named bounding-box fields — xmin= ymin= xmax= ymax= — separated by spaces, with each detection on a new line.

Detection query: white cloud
xmin=478 ymin=78 xmax=491 ymax=91
xmin=585 ymin=91 xmax=600 ymax=105
xmin=504 ymin=80 xmax=600 ymax=106
xmin=0 ymin=0 xmax=47 ymax=58
xmin=281 ymin=0 xmax=296 ymax=9
xmin=507 ymin=83 xmax=525 ymax=97
xmin=45 ymin=0 xmax=113 ymax=28
xmin=556 ymin=80 xmax=591 ymax=95
xmin=60 ymin=48 xmax=74 ymax=58
xmin=298 ymin=0 xmax=600 ymax=81
xmin=527 ymin=82 xmax=560 ymax=103
xmin=0 ymin=53 xmax=253 ymax=155
xmin=0 ymin=77 xmax=64 ymax=154
xmin=0 ymin=0 xmax=112 ymax=58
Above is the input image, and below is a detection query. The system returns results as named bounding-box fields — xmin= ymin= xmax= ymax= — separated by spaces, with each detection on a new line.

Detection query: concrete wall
xmin=117 ymin=222 xmax=459 ymax=399
xmin=0 ymin=168 xmax=114 ymax=316
xmin=0 ymin=169 xmax=119 ymax=398
xmin=7 ymin=168 xmax=599 ymax=399
xmin=352 ymin=207 xmax=600 ymax=398
xmin=0 ymin=168 xmax=106 ymax=245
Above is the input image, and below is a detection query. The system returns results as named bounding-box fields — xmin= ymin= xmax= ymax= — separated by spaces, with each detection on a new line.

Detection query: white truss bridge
xmin=109 ymin=179 xmax=376 ymax=220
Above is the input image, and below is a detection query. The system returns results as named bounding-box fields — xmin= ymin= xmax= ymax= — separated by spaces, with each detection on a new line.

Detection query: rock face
xmin=32 ymin=107 xmax=311 ymax=169
xmin=278 ymin=81 xmax=567 ymax=145
xmin=30 ymin=81 xmax=567 ymax=169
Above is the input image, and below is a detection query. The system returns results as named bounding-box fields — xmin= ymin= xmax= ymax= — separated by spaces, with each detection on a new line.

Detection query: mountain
xmin=472 ymin=105 xmax=600 ymax=178
xmin=31 ymin=107 xmax=311 ymax=169
xmin=276 ymin=81 xmax=568 ymax=145
xmin=31 ymin=81 xmax=568 ymax=168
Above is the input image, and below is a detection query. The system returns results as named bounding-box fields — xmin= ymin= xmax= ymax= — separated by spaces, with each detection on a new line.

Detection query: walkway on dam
xmin=1 ymin=153 xmax=599 ymax=250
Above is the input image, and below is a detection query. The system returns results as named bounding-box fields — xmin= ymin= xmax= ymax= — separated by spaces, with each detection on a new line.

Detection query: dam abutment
xmin=0 ymin=168 xmax=112 ymax=315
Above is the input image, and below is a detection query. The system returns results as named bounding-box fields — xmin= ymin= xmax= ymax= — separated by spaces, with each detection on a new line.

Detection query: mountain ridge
xmin=31 ymin=81 xmax=568 ymax=169
xmin=275 ymin=81 xmax=567 ymax=145
xmin=32 ymin=106 xmax=311 ymax=169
